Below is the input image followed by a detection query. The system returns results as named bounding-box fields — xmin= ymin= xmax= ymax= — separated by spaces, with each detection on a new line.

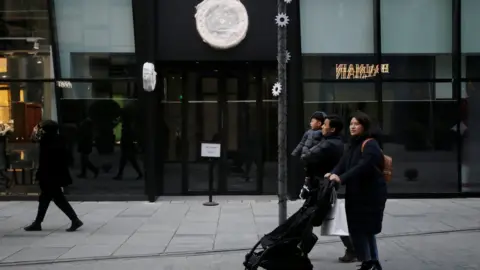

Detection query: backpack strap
xmin=361 ymin=138 xmax=384 ymax=175
xmin=361 ymin=138 xmax=374 ymax=152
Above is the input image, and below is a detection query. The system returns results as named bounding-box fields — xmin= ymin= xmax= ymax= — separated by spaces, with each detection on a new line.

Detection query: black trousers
xmin=80 ymin=153 xmax=97 ymax=175
xmin=35 ymin=187 xmax=78 ymax=223
xmin=117 ymin=149 xmax=142 ymax=176
xmin=340 ymin=236 xmax=355 ymax=253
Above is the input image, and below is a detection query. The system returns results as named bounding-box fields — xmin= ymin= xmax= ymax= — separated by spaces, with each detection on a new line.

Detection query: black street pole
xmin=277 ymin=0 xmax=288 ymax=225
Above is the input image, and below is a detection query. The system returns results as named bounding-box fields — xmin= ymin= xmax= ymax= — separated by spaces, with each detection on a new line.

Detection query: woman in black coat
xmin=24 ymin=120 xmax=83 ymax=232
xmin=325 ymin=112 xmax=387 ymax=270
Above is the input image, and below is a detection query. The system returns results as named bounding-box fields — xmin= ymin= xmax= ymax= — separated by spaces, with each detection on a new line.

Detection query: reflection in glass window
xmin=381 ymin=0 xmax=451 ymax=54
xmin=54 ymin=0 xmax=135 ymax=78
xmin=461 ymin=81 xmax=480 ymax=192
xmin=303 ymin=55 xmax=376 ymax=80
xmin=381 ymin=92 xmax=457 ymax=193
xmin=0 ymin=0 xmax=53 ymax=79
xmin=461 ymin=0 xmax=480 ymax=54
xmin=303 ymin=82 xmax=377 ymax=137
xmin=461 ymin=21 xmax=480 ymax=190
xmin=58 ymin=82 xmax=144 ymax=195
xmin=461 ymin=0 xmax=480 ymax=192
xmin=0 ymin=82 xmax=56 ymax=195
xmin=69 ymin=53 xmax=136 ymax=79
xmin=300 ymin=0 xmax=374 ymax=54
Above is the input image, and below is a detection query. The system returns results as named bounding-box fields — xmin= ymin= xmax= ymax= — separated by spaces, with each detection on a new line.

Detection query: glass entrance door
xmin=222 ymin=73 xmax=260 ymax=192
xmin=161 ymin=62 xmax=276 ymax=195
xmin=186 ymin=76 xmax=220 ymax=192
xmin=185 ymin=68 xmax=264 ymax=193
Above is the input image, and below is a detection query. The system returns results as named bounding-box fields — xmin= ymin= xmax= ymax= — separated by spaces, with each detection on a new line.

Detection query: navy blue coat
xmin=331 ymin=135 xmax=387 ymax=235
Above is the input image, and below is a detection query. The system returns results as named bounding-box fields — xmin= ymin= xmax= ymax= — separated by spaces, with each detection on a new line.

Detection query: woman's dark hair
xmin=350 ymin=111 xmax=371 ymax=133
xmin=325 ymin=114 xmax=343 ymax=135
xmin=350 ymin=111 xmax=384 ymax=148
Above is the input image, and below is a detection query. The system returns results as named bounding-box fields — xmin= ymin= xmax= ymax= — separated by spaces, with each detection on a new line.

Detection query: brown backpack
xmin=361 ymin=138 xmax=392 ymax=182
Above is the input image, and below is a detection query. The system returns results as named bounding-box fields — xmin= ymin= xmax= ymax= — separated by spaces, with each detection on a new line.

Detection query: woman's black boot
xmin=357 ymin=261 xmax=374 ymax=270
xmin=371 ymin=260 xmax=383 ymax=270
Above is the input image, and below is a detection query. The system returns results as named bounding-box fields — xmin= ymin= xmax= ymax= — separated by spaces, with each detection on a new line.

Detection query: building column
xmin=286 ymin=0 xmax=304 ymax=198
xmin=132 ymin=0 xmax=161 ymax=201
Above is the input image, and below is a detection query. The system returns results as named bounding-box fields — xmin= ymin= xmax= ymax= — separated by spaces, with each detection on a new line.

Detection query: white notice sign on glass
xmin=201 ymin=143 xmax=221 ymax=158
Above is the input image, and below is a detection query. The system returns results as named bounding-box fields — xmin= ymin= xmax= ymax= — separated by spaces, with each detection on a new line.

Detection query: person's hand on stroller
xmin=299 ymin=184 xmax=310 ymax=200
xmin=299 ymin=176 xmax=311 ymax=199
xmin=328 ymin=174 xmax=341 ymax=183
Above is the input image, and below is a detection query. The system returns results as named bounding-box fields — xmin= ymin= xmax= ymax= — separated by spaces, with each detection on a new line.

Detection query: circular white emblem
xmin=195 ymin=0 xmax=249 ymax=50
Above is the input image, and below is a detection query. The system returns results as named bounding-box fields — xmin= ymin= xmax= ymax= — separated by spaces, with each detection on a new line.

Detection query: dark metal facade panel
xmin=452 ymin=0 xmax=462 ymax=193
xmin=155 ymin=0 xmax=278 ymax=61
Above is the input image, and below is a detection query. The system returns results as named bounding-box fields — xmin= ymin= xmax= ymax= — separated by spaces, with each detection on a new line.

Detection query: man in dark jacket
xmin=299 ymin=114 xmax=344 ymax=201
xmin=301 ymin=115 xmax=358 ymax=262
xmin=24 ymin=120 xmax=83 ymax=232
xmin=300 ymin=114 xmax=344 ymax=179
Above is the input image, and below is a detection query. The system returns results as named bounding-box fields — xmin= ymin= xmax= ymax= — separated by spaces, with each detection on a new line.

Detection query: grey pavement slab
xmin=213 ymin=233 xmax=259 ymax=250
xmin=165 ymin=234 xmax=215 ymax=253
xmin=58 ymin=245 xmax=119 ymax=260
xmin=4 ymin=230 xmax=480 ymax=270
xmin=176 ymin=222 xmax=218 ymax=235
xmin=80 ymin=233 xmax=130 ymax=246
xmin=2 ymin=247 xmax=70 ymax=263
xmin=0 ymin=198 xmax=477 ymax=264
xmin=113 ymin=243 xmax=167 ymax=257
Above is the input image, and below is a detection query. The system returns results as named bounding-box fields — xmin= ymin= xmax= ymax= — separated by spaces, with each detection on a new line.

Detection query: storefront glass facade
xmin=1 ymin=0 xmax=144 ymax=199
xmin=0 ymin=0 xmax=55 ymax=196
xmin=0 ymin=0 xmax=478 ymax=199
xmin=300 ymin=0 xmax=477 ymax=194
xmin=53 ymin=0 xmax=143 ymax=197
xmin=461 ymin=0 xmax=480 ymax=193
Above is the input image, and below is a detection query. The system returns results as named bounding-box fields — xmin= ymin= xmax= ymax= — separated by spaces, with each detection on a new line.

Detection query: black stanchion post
xmin=201 ymin=142 xmax=220 ymax=206
xmin=204 ymin=158 xmax=218 ymax=206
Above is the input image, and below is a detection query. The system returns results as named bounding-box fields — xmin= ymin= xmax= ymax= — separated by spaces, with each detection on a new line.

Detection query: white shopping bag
xmin=320 ymin=200 xmax=349 ymax=236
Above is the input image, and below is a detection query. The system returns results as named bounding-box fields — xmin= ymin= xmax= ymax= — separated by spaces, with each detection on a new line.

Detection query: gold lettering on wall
xmin=0 ymin=58 xmax=7 ymax=73
xmin=335 ymin=64 xmax=389 ymax=79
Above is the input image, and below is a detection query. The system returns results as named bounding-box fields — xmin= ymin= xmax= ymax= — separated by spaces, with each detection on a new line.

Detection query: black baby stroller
xmin=243 ymin=177 xmax=337 ymax=270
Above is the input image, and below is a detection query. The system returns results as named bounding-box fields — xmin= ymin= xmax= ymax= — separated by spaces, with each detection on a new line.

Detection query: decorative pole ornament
xmin=142 ymin=62 xmax=157 ymax=92
xmin=272 ymin=82 xmax=282 ymax=97
xmin=195 ymin=0 xmax=249 ymax=50
xmin=275 ymin=13 xmax=289 ymax=27
xmin=276 ymin=50 xmax=291 ymax=63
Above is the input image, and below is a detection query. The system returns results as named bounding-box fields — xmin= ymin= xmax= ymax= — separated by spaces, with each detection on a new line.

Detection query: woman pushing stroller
xmin=326 ymin=111 xmax=387 ymax=270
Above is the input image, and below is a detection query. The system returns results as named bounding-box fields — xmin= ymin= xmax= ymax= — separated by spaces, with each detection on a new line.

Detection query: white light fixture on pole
xmin=142 ymin=62 xmax=157 ymax=92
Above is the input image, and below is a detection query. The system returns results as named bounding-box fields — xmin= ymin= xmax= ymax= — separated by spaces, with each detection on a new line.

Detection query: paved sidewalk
xmin=7 ymin=230 xmax=480 ymax=270
xmin=0 ymin=197 xmax=479 ymax=267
